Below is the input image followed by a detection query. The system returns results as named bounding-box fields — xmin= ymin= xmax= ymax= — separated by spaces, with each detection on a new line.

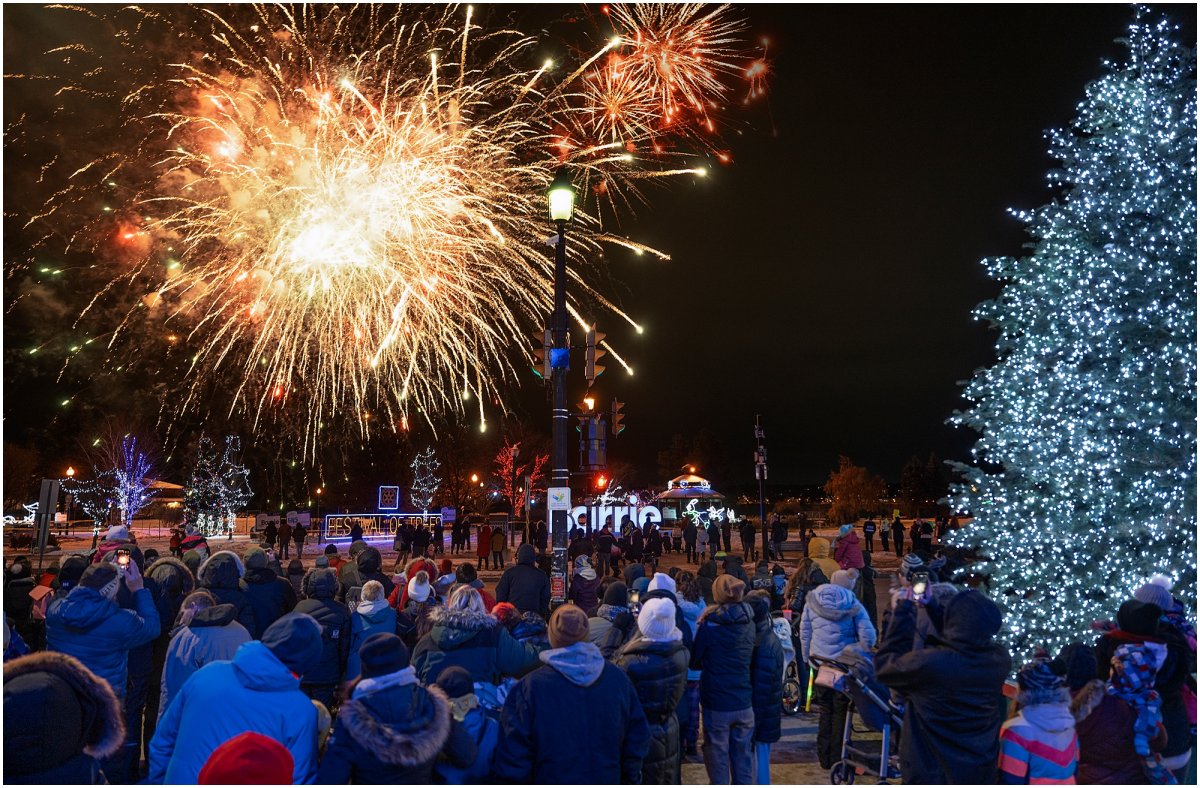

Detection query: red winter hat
xmin=198 ymin=732 xmax=293 ymax=784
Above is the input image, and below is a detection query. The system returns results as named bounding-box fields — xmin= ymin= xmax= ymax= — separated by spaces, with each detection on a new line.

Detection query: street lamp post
xmin=547 ymin=169 xmax=576 ymax=605
xmin=64 ymin=466 xmax=76 ymax=537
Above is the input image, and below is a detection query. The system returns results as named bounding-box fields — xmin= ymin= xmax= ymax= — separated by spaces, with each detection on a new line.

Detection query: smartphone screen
xmin=912 ymin=572 xmax=928 ymax=597
xmin=117 ymin=549 xmax=131 ymax=567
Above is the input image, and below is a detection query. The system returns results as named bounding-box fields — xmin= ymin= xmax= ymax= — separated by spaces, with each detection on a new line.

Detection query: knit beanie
xmin=1117 ymin=599 xmax=1162 ymax=637
xmin=243 ymin=547 xmax=269 ymax=570
xmin=647 ymin=572 xmax=676 ymax=596
xmin=407 ymin=571 xmax=432 ymax=604
xmin=435 ymin=665 xmax=474 ymax=700
xmin=357 ymin=633 xmax=410 ymax=678
xmin=603 ymin=581 xmax=629 ymax=607
xmin=455 ymin=563 xmax=478 ymax=584
xmin=900 ymin=553 xmax=925 ymax=579
xmin=637 ymin=597 xmax=680 ymax=642
xmin=260 ymin=613 xmax=323 ymax=676
xmin=323 ymin=544 xmax=339 ymax=556
xmin=1133 ymin=576 xmax=1175 ymax=613
xmin=104 ymin=525 xmax=130 ymax=542
xmin=56 ymin=555 xmax=90 ymax=592
xmin=197 ymin=732 xmax=293 ymax=784
xmin=182 ymin=550 xmax=202 ymax=576
xmin=1016 ymin=659 xmax=1068 ymax=706
xmin=1054 ymin=643 xmax=1099 ymax=692
xmin=548 ymin=604 xmax=590 ymax=649
xmin=491 ymin=602 xmax=519 ymax=627
xmin=838 ymin=524 xmax=854 ymax=537
xmin=831 ymin=569 xmax=858 ymax=590
xmin=348 ymin=540 xmax=369 ymax=559
xmin=314 ymin=556 xmax=329 ymax=568
xmin=713 ymin=574 xmax=745 ymax=604
xmin=79 ymin=564 xmax=120 ymax=599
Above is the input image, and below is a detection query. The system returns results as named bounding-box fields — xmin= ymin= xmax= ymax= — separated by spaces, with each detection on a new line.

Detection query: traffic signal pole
xmin=550 ymin=219 xmax=570 ymax=603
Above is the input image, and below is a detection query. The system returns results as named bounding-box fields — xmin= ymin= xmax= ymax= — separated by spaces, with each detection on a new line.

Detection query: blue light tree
xmin=111 ymin=435 xmax=156 ymax=526
xmin=949 ymin=9 xmax=1196 ymax=660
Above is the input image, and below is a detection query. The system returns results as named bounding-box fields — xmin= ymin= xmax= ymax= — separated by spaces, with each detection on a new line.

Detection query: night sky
xmin=4 ymin=4 xmax=1193 ymax=495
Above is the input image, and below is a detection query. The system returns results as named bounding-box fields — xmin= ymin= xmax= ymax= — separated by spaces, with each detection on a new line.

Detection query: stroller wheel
xmin=830 ymin=761 xmax=855 ymax=784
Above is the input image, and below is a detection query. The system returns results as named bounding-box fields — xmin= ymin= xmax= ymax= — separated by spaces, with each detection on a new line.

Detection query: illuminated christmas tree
xmin=410 ymin=446 xmax=441 ymax=514
xmin=185 ymin=434 xmax=253 ymax=536
xmin=949 ymin=9 xmax=1196 ymax=661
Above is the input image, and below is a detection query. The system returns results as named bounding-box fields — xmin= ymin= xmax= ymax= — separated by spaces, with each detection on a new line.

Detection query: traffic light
xmin=611 ymin=399 xmax=625 ymax=437
xmin=531 ymin=329 xmax=551 ymax=380
xmin=595 ymin=474 xmax=608 ymax=490
xmin=585 ymin=326 xmax=606 ymax=384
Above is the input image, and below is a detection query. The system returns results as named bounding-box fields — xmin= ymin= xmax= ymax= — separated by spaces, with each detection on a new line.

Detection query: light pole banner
xmin=547 ymin=487 xmax=571 ymax=512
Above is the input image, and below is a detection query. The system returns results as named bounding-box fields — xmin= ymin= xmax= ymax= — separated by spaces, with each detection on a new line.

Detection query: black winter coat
xmin=315 ymin=678 xmax=475 ymax=784
xmin=750 ymin=610 xmax=784 ymax=743
xmin=355 ymin=548 xmax=396 ymax=599
xmin=293 ymin=570 xmax=351 ymax=686
xmin=615 ymin=636 xmax=689 ymax=784
xmin=689 ymin=602 xmax=755 ymax=713
xmin=875 ymin=592 xmax=1010 ymax=784
xmin=241 ymin=566 xmax=297 ymax=634
xmin=494 ymin=544 xmax=550 ymax=616
xmin=493 ymin=644 xmax=650 ymax=784
xmin=196 ymin=552 xmax=258 ymax=638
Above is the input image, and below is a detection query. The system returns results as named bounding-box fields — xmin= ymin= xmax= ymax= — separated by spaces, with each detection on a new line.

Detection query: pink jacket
xmin=834 ymin=531 xmax=865 ymax=570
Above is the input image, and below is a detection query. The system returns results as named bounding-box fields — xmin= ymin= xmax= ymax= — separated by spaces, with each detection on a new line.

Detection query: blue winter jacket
xmin=148 ymin=639 xmax=319 ymax=784
xmin=45 ymin=586 xmax=160 ymax=698
xmin=689 ymin=601 xmax=756 ymax=712
xmin=347 ymin=600 xmax=398 ymax=680
xmin=434 ymin=705 xmax=499 ymax=784
xmin=799 ymin=583 xmax=876 ymax=664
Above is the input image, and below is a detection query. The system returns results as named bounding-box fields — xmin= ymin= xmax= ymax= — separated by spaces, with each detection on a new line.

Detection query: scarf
xmin=1107 ymin=644 xmax=1176 ymax=785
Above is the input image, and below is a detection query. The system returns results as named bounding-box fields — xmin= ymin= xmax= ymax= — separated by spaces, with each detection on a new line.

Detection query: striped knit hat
xmin=900 ymin=553 xmax=925 ymax=579
xmin=1016 ymin=659 xmax=1067 ymax=706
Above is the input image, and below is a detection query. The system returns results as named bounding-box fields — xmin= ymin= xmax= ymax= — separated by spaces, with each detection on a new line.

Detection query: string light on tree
xmin=185 ymin=434 xmax=254 ymax=537
xmin=947 ymin=8 xmax=1196 ymax=661
xmin=409 ymin=447 xmax=442 ymax=515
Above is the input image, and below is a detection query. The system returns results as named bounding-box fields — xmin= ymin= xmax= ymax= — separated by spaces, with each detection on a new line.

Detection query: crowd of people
xmin=2 ymin=518 xmax=1195 ymax=785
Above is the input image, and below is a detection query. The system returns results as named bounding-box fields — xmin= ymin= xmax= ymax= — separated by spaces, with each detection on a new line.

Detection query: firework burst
xmin=9 ymin=4 xmax=764 ymax=455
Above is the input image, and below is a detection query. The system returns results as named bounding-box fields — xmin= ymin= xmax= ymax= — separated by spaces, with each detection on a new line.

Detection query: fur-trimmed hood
xmin=427 ymin=605 xmax=496 ymax=649
xmin=336 ymin=681 xmax=452 ymax=767
xmin=3 ymin=651 xmax=125 ymax=769
xmin=197 ymin=550 xmax=245 ymax=590
xmin=146 ymin=556 xmax=196 ymax=597
xmin=1070 ymin=678 xmax=1108 ymax=722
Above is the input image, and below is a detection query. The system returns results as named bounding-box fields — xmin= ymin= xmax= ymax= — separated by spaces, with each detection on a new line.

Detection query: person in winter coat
xmin=180 ymin=526 xmax=211 ymax=561
xmin=875 ymin=588 xmax=1010 ymax=784
xmin=292 ymin=567 xmax=351 ymax=707
xmin=158 ymin=591 xmax=251 ymax=718
xmin=90 ymin=524 xmax=137 ymax=565
xmin=751 ymin=560 xmax=774 ymax=597
xmin=569 ymin=555 xmax=602 ymax=616
xmin=411 ymin=585 xmax=540 ymax=685
xmin=142 ymin=556 xmax=197 ymax=747
xmin=589 ymin=581 xmax=634 ymax=654
xmin=285 ymin=558 xmax=305 ymax=598
xmin=674 ymin=571 xmax=706 ymax=756
xmin=495 ymin=543 xmax=550 ymax=617
xmin=4 ymin=651 xmax=125 ymax=785
xmin=433 ymin=666 xmax=499 ymax=784
xmin=643 ymin=572 xmax=695 ymax=653
xmin=46 ymin=562 xmax=161 ymax=701
xmin=476 ymin=525 xmax=492 ymax=570
xmin=890 ymin=516 xmax=904 ymax=556
xmin=806 ymin=536 xmax=841 ymax=581
xmin=1093 ymin=597 xmax=1194 ymax=777
xmin=799 ymin=582 xmax=876 ymax=769
xmin=148 ymin=613 xmax=323 ymax=784
xmin=240 ymin=547 xmax=297 ymax=634
xmin=683 ymin=521 xmax=699 ymax=563
xmin=494 ymin=604 xmax=651 ymax=783
xmin=1057 ymin=642 xmax=1167 ymax=784
xmin=347 ymin=580 xmax=399 ymax=681
xmin=195 ymin=551 xmax=258 ymax=638
xmin=696 ymin=559 xmax=718 ymax=605
xmin=317 ymin=632 xmax=476 ymax=783
xmin=489 ymin=527 xmax=507 ymax=570
xmin=354 ymin=546 xmax=395 ymax=600
xmin=387 ymin=557 xmax=438 ymax=609
xmin=999 ymin=659 xmax=1079 ymax=784
xmin=690 ymin=575 xmax=757 ymax=784
xmin=834 ymin=524 xmax=865 ymax=570
xmin=395 ymin=571 xmax=438 ymax=648
xmin=615 ymin=597 xmax=689 ymax=784
xmin=746 ymin=590 xmax=784 ymax=784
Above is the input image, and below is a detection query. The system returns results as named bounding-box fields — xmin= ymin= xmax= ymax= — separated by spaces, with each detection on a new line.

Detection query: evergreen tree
xmin=949 ymin=10 xmax=1196 ymax=660
xmin=185 ymin=434 xmax=253 ymax=536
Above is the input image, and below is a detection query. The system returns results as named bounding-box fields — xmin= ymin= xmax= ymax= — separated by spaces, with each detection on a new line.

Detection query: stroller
xmin=771 ymin=615 xmax=803 ymax=715
xmin=810 ymin=650 xmax=903 ymax=784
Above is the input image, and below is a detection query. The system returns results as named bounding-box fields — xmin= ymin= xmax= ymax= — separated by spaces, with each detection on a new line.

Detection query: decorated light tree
xmin=409 ymin=447 xmax=441 ymax=514
xmin=185 ymin=434 xmax=253 ymax=536
xmin=949 ymin=10 xmax=1196 ymax=661
xmin=110 ymin=435 xmax=156 ymax=525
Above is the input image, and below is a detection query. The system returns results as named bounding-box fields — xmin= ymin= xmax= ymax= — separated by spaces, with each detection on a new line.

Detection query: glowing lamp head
xmin=66 ymin=466 xmax=76 ymax=478
xmin=470 ymin=473 xmax=479 ymax=483
xmin=547 ymin=169 xmax=576 ymax=223
xmin=583 ymin=396 xmax=595 ymax=411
